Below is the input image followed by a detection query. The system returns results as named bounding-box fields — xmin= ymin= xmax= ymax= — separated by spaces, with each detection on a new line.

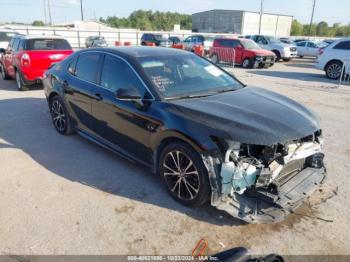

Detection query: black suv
xmin=140 ymin=33 xmax=171 ymax=47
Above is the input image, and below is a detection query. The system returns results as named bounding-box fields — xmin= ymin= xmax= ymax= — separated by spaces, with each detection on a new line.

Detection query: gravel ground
xmin=0 ymin=58 xmax=349 ymax=256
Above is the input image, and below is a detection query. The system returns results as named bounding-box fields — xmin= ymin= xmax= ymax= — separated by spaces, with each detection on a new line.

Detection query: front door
xmin=91 ymin=54 xmax=155 ymax=163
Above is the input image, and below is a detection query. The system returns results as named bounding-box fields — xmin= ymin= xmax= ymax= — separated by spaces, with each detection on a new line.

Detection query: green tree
xmin=291 ymin=20 xmax=303 ymax=36
xmin=100 ymin=10 xmax=192 ymax=31
xmin=32 ymin=20 xmax=45 ymax=26
xmin=316 ymin=21 xmax=329 ymax=36
xmin=303 ymin=24 xmax=317 ymax=36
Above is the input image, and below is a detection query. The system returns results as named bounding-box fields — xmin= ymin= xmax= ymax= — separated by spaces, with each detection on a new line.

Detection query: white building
xmin=192 ymin=9 xmax=293 ymax=37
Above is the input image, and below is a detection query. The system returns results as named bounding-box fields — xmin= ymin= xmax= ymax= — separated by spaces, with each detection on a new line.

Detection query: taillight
xmin=318 ymin=48 xmax=324 ymax=56
xmin=21 ymin=53 xmax=30 ymax=67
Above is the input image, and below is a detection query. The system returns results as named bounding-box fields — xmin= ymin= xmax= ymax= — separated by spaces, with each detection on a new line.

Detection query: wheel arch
xmin=324 ymin=59 xmax=343 ymax=71
xmin=151 ymin=131 xmax=218 ymax=173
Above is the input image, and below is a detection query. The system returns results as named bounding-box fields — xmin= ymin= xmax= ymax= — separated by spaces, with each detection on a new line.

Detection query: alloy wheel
xmin=243 ymin=59 xmax=250 ymax=68
xmin=51 ymin=100 xmax=66 ymax=133
xmin=327 ymin=63 xmax=342 ymax=79
xmin=162 ymin=150 xmax=200 ymax=200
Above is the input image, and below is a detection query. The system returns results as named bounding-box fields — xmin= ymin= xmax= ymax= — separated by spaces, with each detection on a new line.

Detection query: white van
xmin=0 ymin=30 xmax=18 ymax=50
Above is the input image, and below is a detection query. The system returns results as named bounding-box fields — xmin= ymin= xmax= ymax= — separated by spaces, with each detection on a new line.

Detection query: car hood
xmin=167 ymin=87 xmax=320 ymax=145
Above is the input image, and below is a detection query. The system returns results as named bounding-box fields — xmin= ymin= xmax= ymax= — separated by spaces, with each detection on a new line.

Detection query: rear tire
xmin=15 ymin=70 xmax=28 ymax=91
xmin=158 ymin=142 xmax=211 ymax=207
xmin=0 ymin=63 xmax=10 ymax=80
xmin=49 ymin=95 xmax=74 ymax=135
xmin=283 ymin=58 xmax=291 ymax=62
xmin=325 ymin=61 xmax=343 ymax=80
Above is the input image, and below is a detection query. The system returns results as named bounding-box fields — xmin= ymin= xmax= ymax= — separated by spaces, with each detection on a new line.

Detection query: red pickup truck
xmin=209 ymin=38 xmax=276 ymax=68
xmin=0 ymin=35 xmax=73 ymax=90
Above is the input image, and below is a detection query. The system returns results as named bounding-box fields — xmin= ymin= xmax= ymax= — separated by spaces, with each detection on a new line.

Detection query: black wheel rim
xmin=51 ymin=100 xmax=66 ymax=132
xmin=163 ymin=151 xmax=200 ymax=200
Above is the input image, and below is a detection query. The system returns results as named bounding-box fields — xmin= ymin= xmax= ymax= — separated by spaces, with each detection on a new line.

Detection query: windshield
xmin=154 ymin=35 xmax=167 ymax=41
xmin=138 ymin=54 xmax=243 ymax=99
xmin=241 ymin=40 xmax=262 ymax=50
xmin=265 ymin=36 xmax=280 ymax=43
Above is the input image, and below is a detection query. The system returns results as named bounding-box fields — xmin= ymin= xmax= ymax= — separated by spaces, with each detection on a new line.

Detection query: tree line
xmin=99 ymin=10 xmax=192 ymax=31
xmin=291 ymin=19 xmax=350 ymax=37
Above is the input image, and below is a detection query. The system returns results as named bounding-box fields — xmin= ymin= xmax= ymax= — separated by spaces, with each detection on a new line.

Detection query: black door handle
xmin=94 ymin=93 xmax=103 ymax=101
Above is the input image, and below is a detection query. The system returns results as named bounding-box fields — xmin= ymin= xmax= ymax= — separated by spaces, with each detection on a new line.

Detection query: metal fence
xmin=338 ymin=58 xmax=350 ymax=87
xmin=209 ymin=47 xmax=236 ymax=68
xmin=0 ymin=25 xmax=236 ymax=49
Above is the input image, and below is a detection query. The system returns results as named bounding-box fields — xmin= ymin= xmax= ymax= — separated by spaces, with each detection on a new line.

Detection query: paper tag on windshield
xmin=205 ymin=65 xmax=223 ymax=77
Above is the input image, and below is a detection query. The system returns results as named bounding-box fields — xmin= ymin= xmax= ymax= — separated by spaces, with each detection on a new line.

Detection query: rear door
xmin=25 ymin=38 xmax=73 ymax=71
xmin=296 ymin=41 xmax=307 ymax=56
xmin=63 ymin=52 xmax=103 ymax=133
xmin=306 ymin=42 xmax=319 ymax=56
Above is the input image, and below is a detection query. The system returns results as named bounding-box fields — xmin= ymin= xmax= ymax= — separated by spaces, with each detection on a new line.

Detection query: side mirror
xmin=116 ymin=87 xmax=142 ymax=100
xmin=0 ymin=48 xmax=5 ymax=54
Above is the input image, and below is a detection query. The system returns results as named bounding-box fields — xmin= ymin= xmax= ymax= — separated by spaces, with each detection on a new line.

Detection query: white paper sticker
xmin=205 ymin=65 xmax=223 ymax=77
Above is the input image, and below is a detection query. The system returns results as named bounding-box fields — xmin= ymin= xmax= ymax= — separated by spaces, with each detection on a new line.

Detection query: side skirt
xmin=76 ymin=128 xmax=153 ymax=170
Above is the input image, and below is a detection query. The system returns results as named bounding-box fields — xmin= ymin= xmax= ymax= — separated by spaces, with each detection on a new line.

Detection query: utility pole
xmin=258 ymin=0 xmax=264 ymax=34
xmin=43 ymin=0 xmax=47 ymax=25
xmin=309 ymin=0 xmax=317 ymax=36
xmin=80 ymin=0 xmax=84 ymax=21
xmin=47 ymin=0 xmax=52 ymax=26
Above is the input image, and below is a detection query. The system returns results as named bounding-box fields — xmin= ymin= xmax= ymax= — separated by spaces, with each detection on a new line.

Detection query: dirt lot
xmin=0 ymin=58 xmax=349 ymax=256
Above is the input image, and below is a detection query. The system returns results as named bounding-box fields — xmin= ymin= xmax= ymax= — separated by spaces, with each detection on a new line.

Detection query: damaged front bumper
xmin=203 ymin=133 xmax=327 ymax=224
xmin=213 ymin=167 xmax=326 ymax=223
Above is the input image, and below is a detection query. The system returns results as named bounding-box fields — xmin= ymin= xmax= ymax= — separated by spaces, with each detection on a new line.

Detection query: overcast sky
xmin=0 ymin=0 xmax=349 ymax=25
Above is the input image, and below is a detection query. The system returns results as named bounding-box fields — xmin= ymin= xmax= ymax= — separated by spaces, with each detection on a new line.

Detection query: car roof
xmin=15 ymin=34 xmax=67 ymax=40
xmin=81 ymin=46 xmax=191 ymax=58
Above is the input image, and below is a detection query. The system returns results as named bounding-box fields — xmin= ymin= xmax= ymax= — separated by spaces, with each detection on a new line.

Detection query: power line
xmin=80 ymin=0 xmax=84 ymax=21
xmin=258 ymin=0 xmax=264 ymax=34
xmin=309 ymin=0 xmax=317 ymax=35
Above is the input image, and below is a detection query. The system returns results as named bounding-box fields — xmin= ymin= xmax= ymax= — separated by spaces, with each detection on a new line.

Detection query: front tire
xmin=159 ymin=142 xmax=211 ymax=207
xmin=325 ymin=61 xmax=343 ymax=80
xmin=242 ymin=58 xmax=253 ymax=68
xmin=272 ymin=50 xmax=281 ymax=62
xmin=49 ymin=96 xmax=74 ymax=135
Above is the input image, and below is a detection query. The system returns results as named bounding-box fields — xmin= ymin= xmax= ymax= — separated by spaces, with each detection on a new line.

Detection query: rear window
xmin=27 ymin=38 xmax=72 ymax=50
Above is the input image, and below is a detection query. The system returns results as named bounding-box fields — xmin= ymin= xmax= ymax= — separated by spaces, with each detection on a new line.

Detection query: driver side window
xmin=100 ymin=55 xmax=145 ymax=95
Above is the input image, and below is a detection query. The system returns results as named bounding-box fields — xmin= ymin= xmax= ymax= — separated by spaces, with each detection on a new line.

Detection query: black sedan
xmin=43 ymin=47 xmax=326 ymax=223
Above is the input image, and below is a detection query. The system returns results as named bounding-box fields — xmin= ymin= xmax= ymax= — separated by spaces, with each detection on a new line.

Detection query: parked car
xmin=315 ymin=38 xmax=350 ymax=79
xmin=182 ymin=35 xmax=215 ymax=54
xmin=210 ymin=38 xmax=276 ymax=68
xmin=245 ymin=35 xmax=297 ymax=61
xmin=168 ymin=36 xmax=182 ymax=45
xmin=0 ymin=30 xmax=18 ymax=51
xmin=43 ymin=46 xmax=326 ymax=224
xmin=0 ymin=35 xmax=73 ymax=90
xmin=279 ymin=37 xmax=293 ymax=44
xmin=85 ymin=36 xmax=108 ymax=48
xmin=293 ymin=39 xmax=308 ymax=43
xmin=295 ymin=41 xmax=321 ymax=58
xmin=140 ymin=33 xmax=171 ymax=47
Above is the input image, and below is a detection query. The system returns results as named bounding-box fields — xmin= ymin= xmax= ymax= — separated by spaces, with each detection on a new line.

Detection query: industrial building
xmin=192 ymin=9 xmax=293 ymax=37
